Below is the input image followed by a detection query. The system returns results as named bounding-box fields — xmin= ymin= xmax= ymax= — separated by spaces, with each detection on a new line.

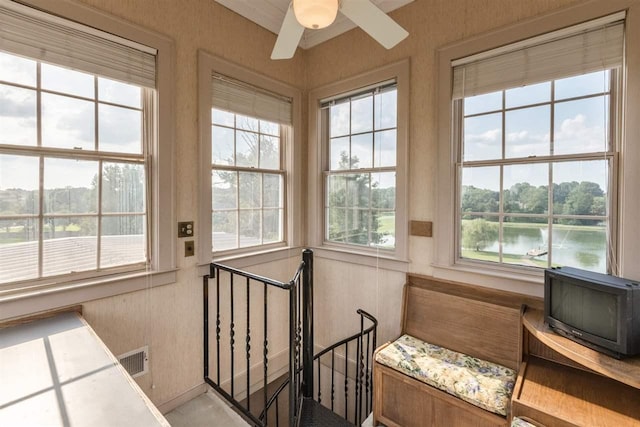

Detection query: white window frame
xmin=0 ymin=0 xmax=176 ymax=320
xmin=435 ymin=0 xmax=640 ymax=294
xmin=197 ymin=52 xmax=303 ymax=269
xmin=308 ymin=60 xmax=409 ymax=269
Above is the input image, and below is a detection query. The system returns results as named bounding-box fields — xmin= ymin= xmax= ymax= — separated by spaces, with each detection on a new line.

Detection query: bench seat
xmin=375 ymin=334 xmax=517 ymax=416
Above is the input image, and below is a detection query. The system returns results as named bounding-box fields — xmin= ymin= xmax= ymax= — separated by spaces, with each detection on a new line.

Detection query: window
xmin=323 ymin=83 xmax=398 ymax=249
xmin=308 ymin=60 xmax=409 ymax=263
xmin=0 ymin=1 xmax=174 ymax=296
xmin=211 ymin=106 xmax=285 ymax=251
xmin=436 ymin=12 xmax=626 ymax=280
xmin=198 ymin=53 xmax=302 ymax=262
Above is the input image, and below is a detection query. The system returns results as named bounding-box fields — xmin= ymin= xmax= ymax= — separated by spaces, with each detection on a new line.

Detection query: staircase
xmin=203 ymin=249 xmax=377 ymax=427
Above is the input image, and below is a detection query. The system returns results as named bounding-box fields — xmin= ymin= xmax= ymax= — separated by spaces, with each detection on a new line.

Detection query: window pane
xmin=555 ymin=70 xmax=609 ymax=100
xmin=330 ymin=102 xmax=350 ymax=137
xmin=505 ymin=105 xmax=550 ymax=158
xmin=42 ymin=93 xmax=95 ymax=150
xmin=554 ymin=96 xmax=609 ymax=155
xmin=239 ymin=172 xmax=261 ymax=208
xmin=99 ymin=104 xmax=142 ymax=154
xmin=503 ymin=163 xmax=549 ymax=214
xmin=553 ymin=160 xmax=608 ymax=217
xmin=330 ymin=137 xmax=349 ymax=170
xmin=213 ymin=170 xmax=237 ymax=209
xmin=372 ymin=172 xmax=395 ymax=210
xmin=102 ymin=163 xmax=145 ymax=213
xmin=0 ymin=155 xmax=39 ymax=215
xmin=98 ymin=77 xmax=141 ymax=108
xmin=260 ymin=135 xmax=280 ymax=169
xmin=263 ymin=209 xmax=282 ymax=244
xmin=327 ymin=175 xmax=346 ymax=208
xmin=351 ymin=133 xmax=373 ymax=169
xmin=351 ymin=95 xmax=373 ymax=134
xmin=461 ymin=166 xmax=499 ymax=214
xmin=463 ymin=113 xmax=502 ymax=161
xmin=263 ymin=174 xmax=282 ymax=208
xmin=43 ymin=216 xmax=97 ymax=276
xmin=0 ymin=218 xmax=38 ymax=284
xmin=464 ymin=91 xmax=501 ymax=116
xmin=374 ymin=89 xmax=397 ymax=130
xmin=260 ymin=120 xmax=280 ymax=136
xmin=213 ymin=211 xmax=237 ymax=251
xmin=346 ymin=209 xmax=370 ymax=245
xmin=239 ymin=209 xmax=260 ymax=247
xmin=505 ymin=82 xmax=550 ymax=108
xmin=0 ymin=51 xmax=36 ymax=87
xmin=236 ymin=114 xmax=258 ymax=131
xmin=346 ymin=173 xmax=369 ymax=209
xmin=236 ymin=131 xmax=259 ymax=167
xmin=327 ymin=207 xmax=346 ymax=242
xmin=460 ymin=215 xmax=499 ymax=262
xmin=374 ymin=210 xmax=395 ymax=248
xmin=374 ymin=130 xmax=396 ymax=168
xmin=101 ymin=215 xmax=146 ymax=268
xmin=0 ymin=84 xmax=37 ymax=147
xmin=502 ymin=217 xmax=549 ymax=268
xmin=212 ymin=125 xmax=234 ymax=165
xmin=212 ymin=109 xmax=235 ymax=127
xmin=551 ymin=219 xmax=606 ymax=273
xmin=41 ymin=63 xmax=94 ymax=99
xmin=44 ymin=158 xmax=97 ymax=214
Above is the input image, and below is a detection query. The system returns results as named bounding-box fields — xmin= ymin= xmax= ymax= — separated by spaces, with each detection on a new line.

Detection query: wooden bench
xmin=373 ymin=274 xmax=541 ymax=427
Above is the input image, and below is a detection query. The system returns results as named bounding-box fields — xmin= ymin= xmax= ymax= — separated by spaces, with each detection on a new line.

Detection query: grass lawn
xmin=461 ymin=249 xmax=549 ymax=268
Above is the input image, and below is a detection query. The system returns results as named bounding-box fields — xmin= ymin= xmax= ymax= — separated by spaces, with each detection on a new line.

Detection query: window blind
xmin=212 ymin=74 xmax=292 ymax=125
xmin=452 ymin=12 xmax=625 ymax=99
xmin=0 ymin=0 xmax=156 ymax=88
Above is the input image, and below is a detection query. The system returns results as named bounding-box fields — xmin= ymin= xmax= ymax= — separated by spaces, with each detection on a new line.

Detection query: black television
xmin=544 ymin=266 xmax=640 ymax=359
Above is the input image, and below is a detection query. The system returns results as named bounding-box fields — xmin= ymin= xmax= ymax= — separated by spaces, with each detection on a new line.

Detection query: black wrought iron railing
xmin=203 ymin=249 xmax=377 ymax=427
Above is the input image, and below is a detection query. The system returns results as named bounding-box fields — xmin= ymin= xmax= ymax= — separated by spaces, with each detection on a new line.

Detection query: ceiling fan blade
xmin=271 ymin=3 xmax=305 ymax=60
xmin=339 ymin=0 xmax=409 ymax=49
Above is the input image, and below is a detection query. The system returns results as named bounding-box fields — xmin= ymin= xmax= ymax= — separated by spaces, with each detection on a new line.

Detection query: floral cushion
xmin=375 ymin=334 xmax=516 ymax=416
xmin=511 ymin=417 xmax=538 ymax=427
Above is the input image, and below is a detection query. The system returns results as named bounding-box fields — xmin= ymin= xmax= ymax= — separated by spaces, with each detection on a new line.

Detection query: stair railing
xmin=203 ymin=249 xmax=377 ymax=427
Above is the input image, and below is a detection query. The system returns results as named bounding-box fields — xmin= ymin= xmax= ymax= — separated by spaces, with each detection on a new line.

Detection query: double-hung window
xmin=210 ymin=74 xmax=291 ymax=253
xmin=451 ymin=14 xmax=624 ymax=274
xmin=323 ymin=83 xmax=398 ymax=249
xmin=0 ymin=1 xmax=161 ymax=287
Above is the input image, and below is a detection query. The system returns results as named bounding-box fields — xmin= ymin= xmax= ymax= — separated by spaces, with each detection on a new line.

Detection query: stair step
xmin=298 ymin=398 xmax=354 ymax=427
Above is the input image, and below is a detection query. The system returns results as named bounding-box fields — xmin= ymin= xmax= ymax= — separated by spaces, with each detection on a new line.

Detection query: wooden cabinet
xmin=513 ymin=309 xmax=640 ymax=426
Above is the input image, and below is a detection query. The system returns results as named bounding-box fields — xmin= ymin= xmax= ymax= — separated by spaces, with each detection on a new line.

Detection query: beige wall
xmin=25 ymin=0 xmax=610 ymax=410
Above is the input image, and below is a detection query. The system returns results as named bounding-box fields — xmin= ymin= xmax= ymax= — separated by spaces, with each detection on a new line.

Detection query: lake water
xmin=480 ymin=224 xmax=607 ymax=273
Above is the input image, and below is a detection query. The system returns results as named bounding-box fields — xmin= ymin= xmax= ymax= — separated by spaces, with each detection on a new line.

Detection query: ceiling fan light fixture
xmin=293 ymin=0 xmax=338 ymax=30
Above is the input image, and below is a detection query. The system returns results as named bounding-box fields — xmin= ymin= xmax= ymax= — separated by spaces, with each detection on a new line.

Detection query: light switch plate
xmin=178 ymin=221 xmax=194 ymax=238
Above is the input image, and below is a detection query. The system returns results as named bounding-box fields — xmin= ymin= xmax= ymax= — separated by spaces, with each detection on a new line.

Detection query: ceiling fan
xmin=271 ymin=0 xmax=409 ymax=60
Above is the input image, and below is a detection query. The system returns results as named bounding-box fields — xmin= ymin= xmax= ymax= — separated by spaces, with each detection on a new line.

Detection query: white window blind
xmin=452 ymin=12 xmax=625 ymax=99
xmin=0 ymin=0 xmax=156 ymax=88
xmin=212 ymin=74 xmax=292 ymax=125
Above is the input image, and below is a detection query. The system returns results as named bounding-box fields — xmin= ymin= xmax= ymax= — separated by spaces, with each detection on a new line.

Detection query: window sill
xmin=311 ymin=246 xmax=409 ymax=272
xmin=431 ymin=260 xmax=544 ymax=297
xmin=0 ymin=269 xmax=177 ymax=321
xmin=198 ymin=245 xmax=305 ymax=276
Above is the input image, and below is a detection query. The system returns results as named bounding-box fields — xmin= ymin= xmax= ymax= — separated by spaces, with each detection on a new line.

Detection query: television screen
xmin=550 ymin=279 xmax=618 ymax=341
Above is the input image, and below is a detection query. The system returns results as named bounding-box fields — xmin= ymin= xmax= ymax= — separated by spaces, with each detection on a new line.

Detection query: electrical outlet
xmin=178 ymin=221 xmax=194 ymax=238
xmin=185 ymin=240 xmax=195 ymax=257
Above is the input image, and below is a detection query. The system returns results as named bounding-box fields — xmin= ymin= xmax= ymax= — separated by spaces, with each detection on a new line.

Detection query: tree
xmin=461 ymin=218 xmax=498 ymax=251
xmin=461 ymin=186 xmax=499 ymax=217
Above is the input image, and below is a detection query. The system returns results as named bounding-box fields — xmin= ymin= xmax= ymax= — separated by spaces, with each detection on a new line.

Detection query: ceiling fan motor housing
xmin=293 ymin=0 xmax=338 ymax=29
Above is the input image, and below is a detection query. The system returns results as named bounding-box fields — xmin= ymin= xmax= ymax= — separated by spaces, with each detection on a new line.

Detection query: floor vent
xmin=118 ymin=346 xmax=149 ymax=378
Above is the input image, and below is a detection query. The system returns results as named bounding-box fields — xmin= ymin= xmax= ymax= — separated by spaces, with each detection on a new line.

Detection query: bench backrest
xmin=402 ymin=274 xmax=541 ymax=371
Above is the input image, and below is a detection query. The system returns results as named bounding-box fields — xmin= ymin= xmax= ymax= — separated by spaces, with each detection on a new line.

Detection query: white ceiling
xmin=214 ymin=0 xmax=414 ymax=49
